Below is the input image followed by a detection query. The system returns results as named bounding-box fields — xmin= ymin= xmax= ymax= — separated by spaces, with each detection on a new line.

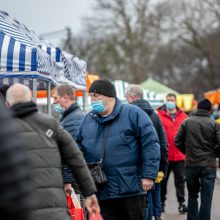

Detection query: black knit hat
xmin=89 ymin=79 xmax=116 ymax=97
xmin=197 ymin=98 xmax=212 ymax=111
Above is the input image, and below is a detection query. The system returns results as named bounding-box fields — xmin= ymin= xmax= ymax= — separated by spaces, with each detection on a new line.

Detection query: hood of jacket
xmin=11 ymin=102 xmax=38 ymax=118
xmin=131 ymin=99 xmax=154 ymax=116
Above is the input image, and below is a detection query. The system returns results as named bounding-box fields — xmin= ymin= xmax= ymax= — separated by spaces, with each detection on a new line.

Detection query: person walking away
xmin=157 ymin=93 xmax=188 ymax=214
xmin=175 ymin=98 xmax=220 ymax=220
xmin=126 ymin=84 xmax=168 ymax=220
xmin=0 ymin=98 xmax=31 ymax=220
xmin=6 ymin=83 xmax=100 ymax=220
xmin=77 ymin=79 xmax=161 ymax=220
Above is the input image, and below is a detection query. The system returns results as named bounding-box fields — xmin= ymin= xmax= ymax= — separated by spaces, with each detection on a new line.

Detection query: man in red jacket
xmin=157 ymin=93 xmax=188 ymax=214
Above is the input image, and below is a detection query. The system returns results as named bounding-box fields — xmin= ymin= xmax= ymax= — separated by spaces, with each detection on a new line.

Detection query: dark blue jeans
xmin=186 ymin=166 xmax=216 ymax=220
xmin=147 ymin=183 xmax=161 ymax=220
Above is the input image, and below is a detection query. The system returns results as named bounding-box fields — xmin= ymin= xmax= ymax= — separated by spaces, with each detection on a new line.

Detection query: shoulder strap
xmin=99 ymin=125 xmax=111 ymax=163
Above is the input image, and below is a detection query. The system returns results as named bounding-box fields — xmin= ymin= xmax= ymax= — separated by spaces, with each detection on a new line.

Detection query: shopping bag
xmin=88 ymin=212 xmax=103 ymax=220
xmin=67 ymin=195 xmax=84 ymax=220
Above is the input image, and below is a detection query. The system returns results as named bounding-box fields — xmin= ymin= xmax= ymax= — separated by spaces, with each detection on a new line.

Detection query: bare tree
xmin=62 ymin=0 xmax=220 ymax=98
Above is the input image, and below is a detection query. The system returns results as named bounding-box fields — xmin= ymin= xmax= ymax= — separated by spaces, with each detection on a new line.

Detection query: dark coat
xmin=11 ymin=102 xmax=96 ymax=220
xmin=77 ymin=98 xmax=160 ymax=200
xmin=60 ymin=103 xmax=85 ymax=183
xmin=0 ymin=101 xmax=30 ymax=220
xmin=131 ymin=99 xmax=168 ymax=175
xmin=175 ymin=109 xmax=220 ymax=167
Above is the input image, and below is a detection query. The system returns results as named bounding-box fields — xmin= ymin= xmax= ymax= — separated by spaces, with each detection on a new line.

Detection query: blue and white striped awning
xmin=60 ymin=51 xmax=87 ymax=90
xmin=0 ymin=11 xmax=62 ymax=63
xmin=0 ymin=31 xmax=54 ymax=81
xmin=0 ymin=10 xmax=34 ymax=47
xmin=0 ymin=10 xmax=56 ymax=82
xmin=0 ymin=77 xmax=48 ymax=90
xmin=0 ymin=10 xmax=88 ymax=89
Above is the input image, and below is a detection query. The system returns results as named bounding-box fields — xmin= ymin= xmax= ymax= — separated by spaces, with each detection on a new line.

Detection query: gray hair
xmin=6 ymin=83 xmax=32 ymax=106
xmin=126 ymin=84 xmax=144 ymax=99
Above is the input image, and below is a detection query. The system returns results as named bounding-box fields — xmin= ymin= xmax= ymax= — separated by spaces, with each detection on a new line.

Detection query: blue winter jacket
xmin=77 ymin=98 xmax=160 ymax=200
xmin=61 ymin=103 xmax=84 ymax=183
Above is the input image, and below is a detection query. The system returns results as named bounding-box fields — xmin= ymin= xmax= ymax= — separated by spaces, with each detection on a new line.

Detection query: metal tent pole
xmin=82 ymin=91 xmax=88 ymax=112
xmin=32 ymin=78 xmax=37 ymax=102
xmin=47 ymin=81 xmax=51 ymax=115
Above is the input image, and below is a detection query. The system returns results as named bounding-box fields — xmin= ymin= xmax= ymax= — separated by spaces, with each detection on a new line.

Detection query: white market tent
xmin=0 ymin=10 xmax=56 ymax=114
xmin=0 ymin=10 xmax=88 ymax=113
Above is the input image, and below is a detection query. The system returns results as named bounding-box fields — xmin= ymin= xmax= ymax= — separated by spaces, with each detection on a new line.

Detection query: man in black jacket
xmin=175 ymin=98 xmax=220 ymax=220
xmin=6 ymin=83 xmax=99 ymax=220
xmin=126 ymin=84 xmax=168 ymax=220
xmin=0 ymin=99 xmax=30 ymax=220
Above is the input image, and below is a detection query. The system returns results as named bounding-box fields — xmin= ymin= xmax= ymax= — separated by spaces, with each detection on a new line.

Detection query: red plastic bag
xmin=88 ymin=212 xmax=103 ymax=220
xmin=67 ymin=195 xmax=84 ymax=220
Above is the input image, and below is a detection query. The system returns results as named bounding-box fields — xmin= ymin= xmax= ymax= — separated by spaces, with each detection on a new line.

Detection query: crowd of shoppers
xmin=1 ymin=80 xmax=220 ymax=220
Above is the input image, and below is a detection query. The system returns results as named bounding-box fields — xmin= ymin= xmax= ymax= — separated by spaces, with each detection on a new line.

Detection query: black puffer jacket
xmin=175 ymin=109 xmax=220 ymax=167
xmin=0 ymin=100 xmax=30 ymax=220
xmin=11 ymin=102 xmax=96 ymax=220
xmin=61 ymin=103 xmax=85 ymax=183
xmin=131 ymin=99 xmax=168 ymax=175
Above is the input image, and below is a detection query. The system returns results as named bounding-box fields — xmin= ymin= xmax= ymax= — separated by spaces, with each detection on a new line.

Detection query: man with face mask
xmin=157 ymin=93 xmax=188 ymax=214
xmin=53 ymin=85 xmax=84 ymax=197
xmin=77 ymin=78 xmax=161 ymax=220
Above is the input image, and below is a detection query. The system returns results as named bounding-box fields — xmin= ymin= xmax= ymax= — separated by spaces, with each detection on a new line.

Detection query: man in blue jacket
xmin=77 ymin=79 xmax=160 ymax=220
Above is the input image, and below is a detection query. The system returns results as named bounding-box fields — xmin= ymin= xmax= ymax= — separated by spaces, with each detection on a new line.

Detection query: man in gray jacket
xmin=175 ymin=98 xmax=220 ymax=220
xmin=6 ymin=83 xmax=99 ymax=220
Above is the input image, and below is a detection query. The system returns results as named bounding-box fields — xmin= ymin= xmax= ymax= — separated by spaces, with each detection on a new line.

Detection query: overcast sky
xmin=0 ymin=0 xmax=93 ymax=45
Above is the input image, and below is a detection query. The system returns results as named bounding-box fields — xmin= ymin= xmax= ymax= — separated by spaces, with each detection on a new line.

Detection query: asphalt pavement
xmin=161 ymin=172 xmax=220 ymax=220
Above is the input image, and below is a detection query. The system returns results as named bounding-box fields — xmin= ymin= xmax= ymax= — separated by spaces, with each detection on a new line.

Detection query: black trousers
xmin=99 ymin=195 xmax=146 ymax=220
xmin=161 ymin=160 xmax=186 ymax=204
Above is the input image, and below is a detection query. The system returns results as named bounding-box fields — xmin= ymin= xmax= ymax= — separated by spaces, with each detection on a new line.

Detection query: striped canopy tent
xmin=0 ymin=11 xmax=56 ymax=114
xmin=60 ymin=51 xmax=87 ymax=90
xmin=2 ymin=10 xmax=87 ymax=90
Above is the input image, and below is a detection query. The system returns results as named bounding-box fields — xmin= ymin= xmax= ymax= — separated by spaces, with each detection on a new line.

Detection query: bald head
xmin=6 ymin=83 xmax=32 ymax=106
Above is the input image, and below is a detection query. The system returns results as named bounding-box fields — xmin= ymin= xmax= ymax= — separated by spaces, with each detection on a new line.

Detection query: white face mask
xmin=166 ymin=101 xmax=176 ymax=109
xmin=53 ymin=103 xmax=65 ymax=114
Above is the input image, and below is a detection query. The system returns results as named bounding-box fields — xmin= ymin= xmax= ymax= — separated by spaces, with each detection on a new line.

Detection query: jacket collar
xmin=158 ymin=104 xmax=183 ymax=117
xmin=131 ymin=99 xmax=154 ymax=116
xmin=61 ymin=103 xmax=80 ymax=121
xmin=11 ymin=101 xmax=38 ymax=118
xmin=90 ymin=98 xmax=122 ymax=124
xmin=194 ymin=109 xmax=210 ymax=117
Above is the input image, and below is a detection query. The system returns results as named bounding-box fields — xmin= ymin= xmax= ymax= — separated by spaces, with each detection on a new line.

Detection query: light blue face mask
xmin=53 ymin=103 xmax=65 ymax=114
xmin=166 ymin=101 xmax=176 ymax=109
xmin=91 ymin=100 xmax=106 ymax=113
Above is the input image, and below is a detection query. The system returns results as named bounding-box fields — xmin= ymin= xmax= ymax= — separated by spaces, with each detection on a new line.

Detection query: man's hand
xmin=64 ymin=183 xmax=73 ymax=195
xmin=141 ymin=178 xmax=154 ymax=191
xmin=85 ymin=194 xmax=100 ymax=215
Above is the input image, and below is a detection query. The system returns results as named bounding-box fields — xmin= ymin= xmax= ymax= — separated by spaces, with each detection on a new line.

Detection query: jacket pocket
xmin=117 ymin=166 xmax=140 ymax=195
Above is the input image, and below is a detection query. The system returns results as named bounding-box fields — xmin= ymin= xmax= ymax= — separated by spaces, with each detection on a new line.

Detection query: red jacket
xmin=157 ymin=105 xmax=187 ymax=161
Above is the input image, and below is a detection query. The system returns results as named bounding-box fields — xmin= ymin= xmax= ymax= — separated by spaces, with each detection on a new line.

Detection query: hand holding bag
xmin=87 ymin=126 xmax=110 ymax=186
xmin=89 ymin=211 xmax=103 ymax=220
xmin=67 ymin=195 xmax=84 ymax=220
